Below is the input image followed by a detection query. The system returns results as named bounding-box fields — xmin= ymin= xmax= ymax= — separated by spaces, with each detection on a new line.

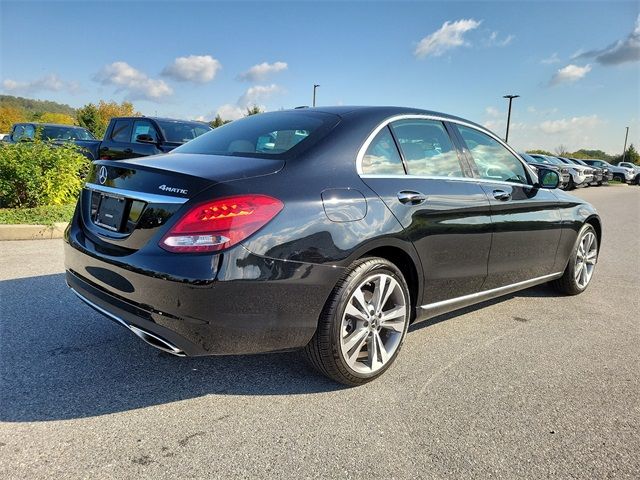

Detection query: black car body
xmin=65 ymin=106 xmax=601 ymax=384
xmin=519 ymin=152 xmax=570 ymax=189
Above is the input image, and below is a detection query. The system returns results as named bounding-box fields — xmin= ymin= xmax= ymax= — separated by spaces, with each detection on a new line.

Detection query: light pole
xmin=621 ymin=126 xmax=629 ymax=163
xmin=503 ymin=94 xmax=519 ymax=143
xmin=312 ymin=84 xmax=320 ymax=107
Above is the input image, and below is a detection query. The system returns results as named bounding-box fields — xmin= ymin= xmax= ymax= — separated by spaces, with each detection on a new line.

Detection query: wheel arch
xmin=354 ymin=243 xmax=422 ymax=322
xmin=585 ymin=215 xmax=602 ymax=250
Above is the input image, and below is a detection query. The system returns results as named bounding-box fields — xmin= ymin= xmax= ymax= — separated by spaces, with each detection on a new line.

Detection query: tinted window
xmin=131 ymin=120 xmax=159 ymax=143
xmin=390 ymin=120 xmax=463 ymax=177
xmin=12 ymin=125 xmax=26 ymax=140
xmin=173 ymin=111 xmax=339 ymax=158
xmin=111 ymin=120 xmax=133 ymax=143
xmin=41 ymin=126 xmax=95 ymax=141
xmin=361 ymin=127 xmax=405 ymax=175
xmin=155 ymin=120 xmax=211 ymax=143
xmin=457 ymin=125 xmax=528 ymax=184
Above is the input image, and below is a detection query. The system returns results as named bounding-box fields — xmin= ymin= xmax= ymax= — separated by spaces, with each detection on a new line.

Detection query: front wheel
xmin=551 ymin=224 xmax=598 ymax=295
xmin=303 ymin=257 xmax=410 ymax=385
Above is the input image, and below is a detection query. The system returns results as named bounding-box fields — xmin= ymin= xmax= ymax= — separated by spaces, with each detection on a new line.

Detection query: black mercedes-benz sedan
xmin=64 ymin=106 xmax=601 ymax=385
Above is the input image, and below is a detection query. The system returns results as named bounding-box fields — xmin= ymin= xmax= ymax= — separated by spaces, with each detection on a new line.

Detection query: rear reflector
xmin=159 ymin=194 xmax=283 ymax=253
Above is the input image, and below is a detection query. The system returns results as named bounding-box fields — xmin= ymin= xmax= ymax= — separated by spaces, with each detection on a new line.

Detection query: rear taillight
xmin=160 ymin=195 xmax=283 ymax=253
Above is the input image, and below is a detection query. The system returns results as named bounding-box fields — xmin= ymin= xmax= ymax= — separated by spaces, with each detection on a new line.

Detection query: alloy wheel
xmin=339 ymin=273 xmax=408 ymax=374
xmin=575 ymin=231 xmax=597 ymax=288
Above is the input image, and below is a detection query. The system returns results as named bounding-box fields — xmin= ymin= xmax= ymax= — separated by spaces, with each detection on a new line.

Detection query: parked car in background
xmin=528 ymin=154 xmax=593 ymax=189
xmin=65 ymin=106 xmax=601 ymax=385
xmin=520 ymin=152 xmax=570 ymax=189
xmin=5 ymin=117 xmax=212 ymax=161
xmin=4 ymin=123 xmax=98 ymax=159
xmin=557 ymin=157 xmax=603 ymax=186
xmin=567 ymin=157 xmax=612 ymax=185
xmin=94 ymin=117 xmax=212 ymax=161
xmin=617 ymin=161 xmax=640 ymax=184
xmin=582 ymin=159 xmax=635 ymax=184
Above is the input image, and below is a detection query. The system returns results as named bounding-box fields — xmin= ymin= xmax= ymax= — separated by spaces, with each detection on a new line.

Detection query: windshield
xmin=155 ymin=120 xmax=211 ymax=143
xmin=173 ymin=111 xmax=340 ymax=158
xmin=40 ymin=126 xmax=95 ymax=141
xmin=570 ymin=158 xmax=588 ymax=166
xmin=528 ymin=154 xmax=554 ymax=165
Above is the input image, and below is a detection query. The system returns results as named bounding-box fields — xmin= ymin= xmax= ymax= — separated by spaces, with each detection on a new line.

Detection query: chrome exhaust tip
xmin=128 ymin=325 xmax=186 ymax=357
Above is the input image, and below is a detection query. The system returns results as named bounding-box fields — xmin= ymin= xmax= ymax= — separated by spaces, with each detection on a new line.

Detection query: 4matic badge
xmin=158 ymin=184 xmax=188 ymax=195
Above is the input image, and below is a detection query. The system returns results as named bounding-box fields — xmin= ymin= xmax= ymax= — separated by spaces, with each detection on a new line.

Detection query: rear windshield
xmin=41 ymin=126 xmax=95 ymax=141
xmin=173 ymin=111 xmax=340 ymax=158
xmin=155 ymin=120 xmax=211 ymax=143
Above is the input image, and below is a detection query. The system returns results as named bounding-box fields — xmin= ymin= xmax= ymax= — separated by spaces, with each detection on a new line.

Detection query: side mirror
xmin=537 ymin=168 xmax=560 ymax=189
xmin=135 ymin=133 xmax=156 ymax=144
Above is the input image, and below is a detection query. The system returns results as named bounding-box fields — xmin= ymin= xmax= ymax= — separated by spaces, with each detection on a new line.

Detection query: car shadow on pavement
xmin=0 ymin=274 xmax=347 ymax=423
xmin=408 ymin=283 xmax=564 ymax=333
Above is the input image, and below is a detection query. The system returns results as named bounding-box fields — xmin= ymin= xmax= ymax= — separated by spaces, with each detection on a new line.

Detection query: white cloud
xmin=162 ymin=55 xmax=221 ymax=83
xmin=94 ymin=61 xmax=172 ymax=101
xmin=539 ymin=115 xmax=600 ymax=134
xmin=541 ymin=53 xmax=561 ymax=65
xmin=485 ymin=106 xmax=501 ymax=117
xmin=238 ymin=61 xmax=288 ymax=82
xmin=414 ymin=18 xmax=482 ymax=58
xmin=485 ymin=31 xmax=514 ymax=47
xmin=574 ymin=14 xmax=640 ymax=65
xmin=215 ymin=84 xmax=283 ymax=121
xmin=2 ymin=74 xmax=80 ymax=94
xmin=549 ymin=64 xmax=592 ymax=86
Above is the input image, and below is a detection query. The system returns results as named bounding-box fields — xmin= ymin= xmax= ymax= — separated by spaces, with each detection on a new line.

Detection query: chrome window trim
xmin=85 ymin=183 xmax=188 ymax=205
xmin=360 ymin=173 xmax=538 ymax=189
xmin=356 ymin=113 xmax=537 ymax=183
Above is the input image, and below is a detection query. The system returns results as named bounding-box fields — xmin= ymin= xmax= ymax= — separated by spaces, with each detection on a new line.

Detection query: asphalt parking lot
xmin=1 ymin=185 xmax=638 ymax=479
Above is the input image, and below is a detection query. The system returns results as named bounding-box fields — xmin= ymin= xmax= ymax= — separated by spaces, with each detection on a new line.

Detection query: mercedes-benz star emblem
xmin=98 ymin=166 xmax=108 ymax=185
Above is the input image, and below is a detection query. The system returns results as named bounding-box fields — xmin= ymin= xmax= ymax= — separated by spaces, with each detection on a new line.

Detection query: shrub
xmin=0 ymin=139 xmax=89 ymax=208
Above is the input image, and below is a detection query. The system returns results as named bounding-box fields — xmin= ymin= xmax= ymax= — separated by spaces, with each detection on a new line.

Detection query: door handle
xmin=493 ymin=189 xmax=511 ymax=201
xmin=397 ymin=191 xmax=427 ymax=205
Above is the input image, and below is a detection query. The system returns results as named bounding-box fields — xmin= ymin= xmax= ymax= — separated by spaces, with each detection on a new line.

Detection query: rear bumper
xmin=64 ymin=229 xmax=343 ymax=356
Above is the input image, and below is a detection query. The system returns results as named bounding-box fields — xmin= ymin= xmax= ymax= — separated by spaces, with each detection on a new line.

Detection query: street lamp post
xmin=503 ymin=94 xmax=520 ymax=143
xmin=312 ymin=84 xmax=320 ymax=107
xmin=621 ymin=126 xmax=630 ymax=163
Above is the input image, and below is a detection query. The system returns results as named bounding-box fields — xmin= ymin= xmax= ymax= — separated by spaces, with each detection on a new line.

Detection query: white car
xmin=618 ymin=161 xmax=640 ymax=184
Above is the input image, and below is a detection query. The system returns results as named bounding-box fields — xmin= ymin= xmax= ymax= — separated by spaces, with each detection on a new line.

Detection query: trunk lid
xmin=79 ymin=152 xmax=284 ymax=252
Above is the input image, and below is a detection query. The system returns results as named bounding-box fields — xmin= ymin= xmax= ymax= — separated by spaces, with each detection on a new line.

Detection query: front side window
xmin=111 ymin=120 xmax=133 ymax=143
xmin=131 ymin=120 xmax=159 ymax=143
xmin=361 ymin=127 xmax=405 ymax=175
xmin=390 ymin=119 xmax=463 ymax=177
xmin=457 ymin=125 xmax=529 ymax=184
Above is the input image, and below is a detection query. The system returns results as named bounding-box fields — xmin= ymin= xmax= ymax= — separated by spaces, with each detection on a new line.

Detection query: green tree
xmin=76 ymin=103 xmax=103 ymax=137
xmin=0 ymin=105 xmax=26 ymax=132
xmin=76 ymin=100 xmax=139 ymax=138
xmin=38 ymin=112 xmax=76 ymax=125
xmin=614 ymin=143 xmax=640 ymax=165
xmin=526 ymin=149 xmax=553 ymax=156
xmin=245 ymin=105 xmax=263 ymax=116
xmin=570 ymin=149 xmax=612 ymax=161
xmin=209 ymin=114 xmax=231 ymax=128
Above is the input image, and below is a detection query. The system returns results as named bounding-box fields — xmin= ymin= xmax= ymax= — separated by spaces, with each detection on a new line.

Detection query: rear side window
xmin=111 ymin=120 xmax=133 ymax=143
xmin=173 ymin=111 xmax=339 ymax=158
xmin=390 ymin=120 xmax=463 ymax=177
xmin=361 ymin=127 xmax=405 ymax=175
xmin=457 ymin=125 xmax=529 ymax=184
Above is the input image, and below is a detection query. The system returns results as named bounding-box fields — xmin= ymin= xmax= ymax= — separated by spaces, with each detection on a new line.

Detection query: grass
xmin=0 ymin=204 xmax=76 ymax=225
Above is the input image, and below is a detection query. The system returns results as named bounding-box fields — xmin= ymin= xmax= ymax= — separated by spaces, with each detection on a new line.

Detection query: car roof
xmin=113 ymin=116 xmax=210 ymax=125
xmin=274 ymin=105 xmax=491 ymax=134
xmin=17 ymin=122 xmax=87 ymax=128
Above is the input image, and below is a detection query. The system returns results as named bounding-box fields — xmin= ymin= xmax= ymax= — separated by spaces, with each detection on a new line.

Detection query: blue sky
xmin=1 ymin=0 xmax=638 ymax=153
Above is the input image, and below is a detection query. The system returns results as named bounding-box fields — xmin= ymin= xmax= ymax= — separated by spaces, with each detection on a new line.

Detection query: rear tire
xmin=551 ymin=224 xmax=598 ymax=295
xmin=303 ymin=257 xmax=410 ymax=386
